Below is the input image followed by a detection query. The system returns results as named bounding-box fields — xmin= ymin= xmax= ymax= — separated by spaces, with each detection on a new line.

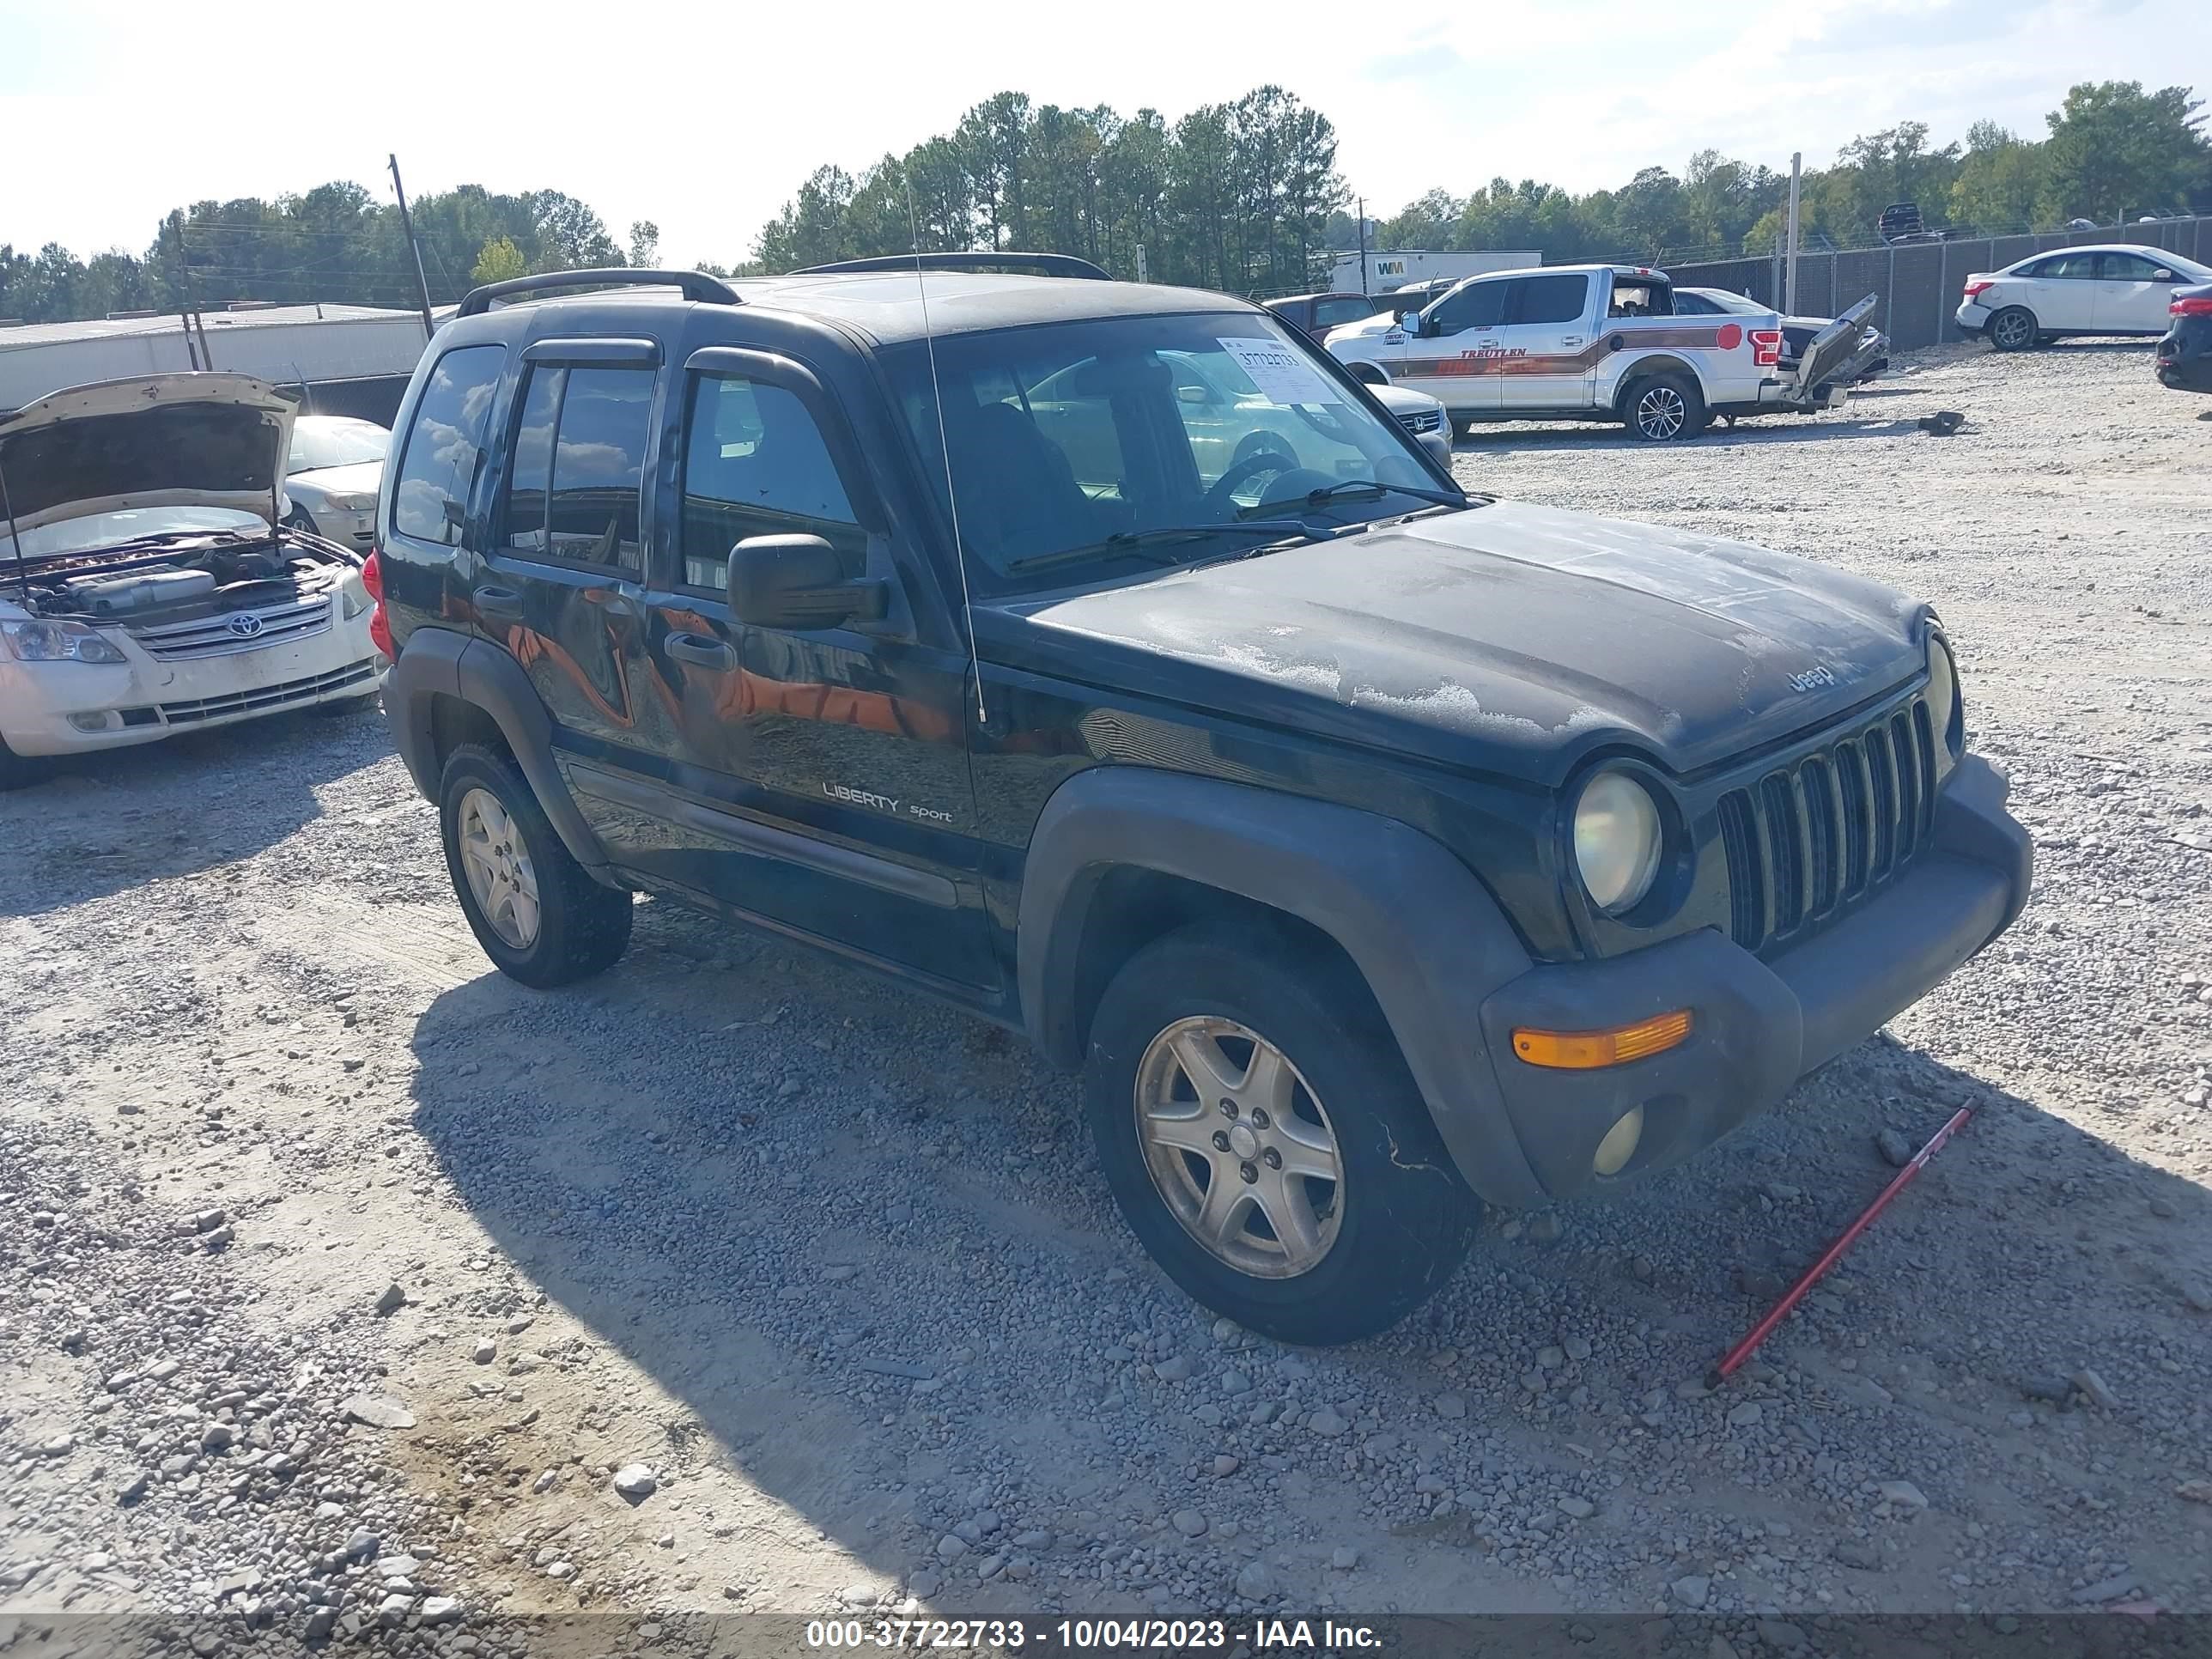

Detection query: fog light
xmin=1511 ymin=1010 xmax=1692 ymax=1069
xmin=69 ymin=710 xmax=112 ymax=732
xmin=1592 ymin=1106 xmax=1645 ymax=1177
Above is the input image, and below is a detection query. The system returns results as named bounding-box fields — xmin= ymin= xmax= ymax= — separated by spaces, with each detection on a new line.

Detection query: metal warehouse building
xmin=0 ymin=302 xmax=442 ymax=420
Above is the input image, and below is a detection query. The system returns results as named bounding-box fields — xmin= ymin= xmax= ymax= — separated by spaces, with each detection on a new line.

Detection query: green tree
xmin=627 ymin=221 xmax=660 ymax=266
xmin=2039 ymin=81 xmax=2209 ymax=221
xmin=471 ymin=236 xmax=528 ymax=284
xmin=1948 ymin=123 xmax=2045 ymax=231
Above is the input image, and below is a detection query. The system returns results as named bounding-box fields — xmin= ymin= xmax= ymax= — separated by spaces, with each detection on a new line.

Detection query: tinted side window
xmin=1315 ymin=297 xmax=1377 ymax=329
xmin=546 ymin=368 xmax=653 ymax=572
xmin=392 ymin=344 xmax=504 ymax=544
xmin=2034 ymin=253 xmax=2099 ymax=279
xmin=1672 ymin=292 xmax=1721 ymax=315
xmin=1429 ymin=280 xmax=1506 ymax=333
xmin=2099 ymin=252 xmax=2160 ymax=280
xmin=680 ymin=374 xmax=864 ymax=590
xmin=1513 ymin=274 xmax=1591 ymax=326
xmin=503 ymin=366 xmax=562 ymax=551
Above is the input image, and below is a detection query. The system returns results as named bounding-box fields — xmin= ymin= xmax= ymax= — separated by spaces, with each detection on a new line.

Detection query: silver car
xmin=283 ymin=415 xmax=391 ymax=550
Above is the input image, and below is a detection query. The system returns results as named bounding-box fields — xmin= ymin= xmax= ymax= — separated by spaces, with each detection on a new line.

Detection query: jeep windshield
xmin=884 ymin=312 xmax=1461 ymax=596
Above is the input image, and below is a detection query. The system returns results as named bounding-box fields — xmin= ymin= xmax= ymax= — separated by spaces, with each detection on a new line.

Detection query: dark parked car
xmin=2156 ymin=283 xmax=2212 ymax=393
xmin=370 ymin=259 xmax=2031 ymax=1345
xmin=1262 ymin=291 xmax=1388 ymax=338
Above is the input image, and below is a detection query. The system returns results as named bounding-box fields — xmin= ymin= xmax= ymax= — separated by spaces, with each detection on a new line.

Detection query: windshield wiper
xmin=1006 ymin=520 xmax=1313 ymax=574
xmin=1238 ymin=479 xmax=1469 ymax=520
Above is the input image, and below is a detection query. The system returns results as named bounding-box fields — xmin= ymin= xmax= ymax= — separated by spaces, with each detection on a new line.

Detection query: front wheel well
xmin=1346 ymin=362 xmax=1389 ymax=386
xmin=1048 ymin=867 xmax=1386 ymax=1069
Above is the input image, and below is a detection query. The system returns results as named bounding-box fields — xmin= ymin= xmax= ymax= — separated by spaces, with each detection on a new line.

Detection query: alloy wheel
xmin=457 ymin=787 xmax=542 ymax=949
xmin=1636 ymin=386 xmax=1687 ymax=439
xmin=1133 ymin=1016 xmax=1345 ymax=1279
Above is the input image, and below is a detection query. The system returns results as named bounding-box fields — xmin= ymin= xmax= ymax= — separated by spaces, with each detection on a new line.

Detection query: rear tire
xmin=437 ymin=743 xmax=632 ymax=988
xmin=1622 ymin=372 xmax=1708 ymax=441
xmin=1988 ymin=307 xmax=2038 ymax=352
xmin=1081 ymin=922 xmax=1480 ymax=1346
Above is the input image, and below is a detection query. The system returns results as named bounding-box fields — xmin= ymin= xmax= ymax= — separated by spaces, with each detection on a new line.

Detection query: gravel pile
xmin=3 ymin=343 xmax=2208 ymax=1636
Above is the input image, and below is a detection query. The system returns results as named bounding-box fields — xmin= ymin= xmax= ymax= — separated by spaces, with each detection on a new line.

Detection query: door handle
xmin=473 ymin=585 xmax=525 ymax=623
xmin=665 ymin=634 xmax=734 ymax=668
xmin=1560 ymin=336 xmax=1582 ymax=346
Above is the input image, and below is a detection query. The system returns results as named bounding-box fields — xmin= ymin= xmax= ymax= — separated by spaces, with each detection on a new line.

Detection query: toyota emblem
xmin=225 ymin=612 xmax=264 ymax=639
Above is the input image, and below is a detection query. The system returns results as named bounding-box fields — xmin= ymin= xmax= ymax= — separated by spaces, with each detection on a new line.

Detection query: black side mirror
xmin=726 ymin=534 xmax=888 ymax=630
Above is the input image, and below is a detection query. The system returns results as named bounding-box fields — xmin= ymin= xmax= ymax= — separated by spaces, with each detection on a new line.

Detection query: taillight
xmin=1962 ymin=278 xmax=1995 ymax=301
xmin=362 ymin=548 xmax=394 ymax=660
xmin=1749 ymin=329 xmax=1782 ymax=368
xmin=2172 ymin=295 xmax=2212 ymax=317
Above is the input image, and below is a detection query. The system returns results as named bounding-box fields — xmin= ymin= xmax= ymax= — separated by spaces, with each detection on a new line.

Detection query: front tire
xmin=1623 ymin=372 xmax=1708 ymax=441
xmin=1082 ymin=923 xmax=1479 ymax=1345
xmin=437 ymin=743 xmax=632 ymax=988
xmin=0 ymin=733 xmax=42 ymax=792
xmin=1988 ymin=307 xmax=2038 ymax=352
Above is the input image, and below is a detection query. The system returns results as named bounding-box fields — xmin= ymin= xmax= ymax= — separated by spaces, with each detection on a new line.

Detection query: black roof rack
xmin=790 ymin=251 xmax=1111 ymax=282
xmin=454 ymin=268 xmax=740 ymax=319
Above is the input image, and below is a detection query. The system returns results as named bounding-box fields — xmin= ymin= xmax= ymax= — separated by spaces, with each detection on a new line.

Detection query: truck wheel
xmin=1082 ymin=923 xmax=1479 ymax=1345
xmin=1624 ymin=373 xmax=1708 ymax=441
xmin=438 ymin=743 xmax=633 ymax=988
xmin=1987 ymin=307 xmax=2038 ymax=352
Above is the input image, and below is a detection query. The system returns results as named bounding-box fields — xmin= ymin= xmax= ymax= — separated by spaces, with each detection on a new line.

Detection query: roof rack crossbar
xmin=790 ymin=251 xmax=1111 ymax=282
xmin=454 ymin=269 xmax=741 ymax=319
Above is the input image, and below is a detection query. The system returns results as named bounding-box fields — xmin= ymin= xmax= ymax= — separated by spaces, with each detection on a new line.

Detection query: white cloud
xmin=2 ymin=0 xmax=2205 ymax=269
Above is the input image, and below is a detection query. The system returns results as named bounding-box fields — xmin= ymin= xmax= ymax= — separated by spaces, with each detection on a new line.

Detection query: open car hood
xmin=0 ymin=374 xmax=295 ymax=536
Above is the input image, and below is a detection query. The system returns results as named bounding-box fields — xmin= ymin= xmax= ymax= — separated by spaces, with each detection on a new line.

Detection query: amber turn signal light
xmin=1511 ymin=1010 xmax=1692 ymax=1070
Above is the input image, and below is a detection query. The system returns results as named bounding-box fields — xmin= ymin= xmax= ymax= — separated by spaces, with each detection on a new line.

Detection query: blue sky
xmin=2 ymin=0 xmax=2204 ymax=268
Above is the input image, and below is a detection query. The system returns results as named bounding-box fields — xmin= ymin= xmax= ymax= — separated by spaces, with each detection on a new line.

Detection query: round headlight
xmin=1926 ymin=634 xmax=1961 ymax=754
xmin=1573 ymin=771 xmax=1664 ymax=915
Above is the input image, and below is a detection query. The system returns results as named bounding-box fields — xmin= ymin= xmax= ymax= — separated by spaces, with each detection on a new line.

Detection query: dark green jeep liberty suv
xmin=370 ymin=259 xmax=2031 ymax=1345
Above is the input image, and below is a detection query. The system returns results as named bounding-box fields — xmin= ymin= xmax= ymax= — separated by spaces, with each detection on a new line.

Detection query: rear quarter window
xmin=391 ymin=344 xmax=506 ymax=545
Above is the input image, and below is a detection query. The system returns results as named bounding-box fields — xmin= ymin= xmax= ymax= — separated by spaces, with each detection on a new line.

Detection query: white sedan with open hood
xmin=0 ymin=373 xmax=385 ymax=787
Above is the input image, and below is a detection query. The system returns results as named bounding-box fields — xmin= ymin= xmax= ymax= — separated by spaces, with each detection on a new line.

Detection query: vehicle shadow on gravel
xmin=404 ymin=896 xmax=2212 ymax=1611
xmin=1455 ymin=418 xmax=1911 ymax=455
xmin=0 ymin=702 xmax=388 ymax=920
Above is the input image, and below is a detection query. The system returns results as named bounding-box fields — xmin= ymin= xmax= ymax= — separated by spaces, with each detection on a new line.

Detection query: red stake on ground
xmin=1707 ymin=1105 xmax=1974 ymax=1389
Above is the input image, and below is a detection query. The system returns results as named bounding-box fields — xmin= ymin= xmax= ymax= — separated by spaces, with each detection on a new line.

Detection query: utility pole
xmin=389 ymin=154 xmax=436 ymax=342
xmin=1358 ymin=196 xmax=1369 ymax=295
xmin=1784 ymin=152 xmax=1802 ymax=316
xmin=1135 ymin=243 xmax=1147 ymax=283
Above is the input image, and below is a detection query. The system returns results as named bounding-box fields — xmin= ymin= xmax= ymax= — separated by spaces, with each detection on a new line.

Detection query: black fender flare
xmin=1017 ymin=766 xmax=1550 ymax=1208
xmin=385 ymin=627 xmax=612 ymax=875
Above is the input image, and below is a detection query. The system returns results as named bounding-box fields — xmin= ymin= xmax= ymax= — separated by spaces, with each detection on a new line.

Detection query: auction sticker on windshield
xmin=1217 ymin=336 xmax=1344 ymax=407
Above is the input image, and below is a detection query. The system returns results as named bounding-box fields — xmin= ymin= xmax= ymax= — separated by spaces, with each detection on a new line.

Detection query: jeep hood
xmin=988 ymin=500 xmax=1929 ymax=786
xmin=0 ymin=374 xmax=294 ymax=535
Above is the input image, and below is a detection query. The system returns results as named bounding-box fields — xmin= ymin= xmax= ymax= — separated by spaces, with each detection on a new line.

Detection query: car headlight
xmin=2 ymin=617 xmax=128 ymax=664
xmin=335 ymin=491 xmax=380 ymax=512
xmin=1573 ymin=770 xmax=1664 ymax=915
xmin=1927 ymin=632 xmax=1962 ymax=755
xmin=337 ymin=575 xmax=371 ymax=620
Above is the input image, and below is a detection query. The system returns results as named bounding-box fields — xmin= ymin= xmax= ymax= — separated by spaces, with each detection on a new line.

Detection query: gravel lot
xmin=4 ymin=341 xmax=2210 ymax=1644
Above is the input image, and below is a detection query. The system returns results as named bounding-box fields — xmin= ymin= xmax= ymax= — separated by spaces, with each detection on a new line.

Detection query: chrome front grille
xmin=130 ymin=595 xmax=333 ymax=660
xmin=1396 ymin=408 xmax=1443 ymax=435
xmin=1718 ymin=696 xmax=1939 ymax=955
xmin=159 ymin=659 xmax=379 ymax=725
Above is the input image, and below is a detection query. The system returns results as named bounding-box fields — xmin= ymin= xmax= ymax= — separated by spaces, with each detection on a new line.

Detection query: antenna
xmin=908 ymin=182 xmax=986 ymax=726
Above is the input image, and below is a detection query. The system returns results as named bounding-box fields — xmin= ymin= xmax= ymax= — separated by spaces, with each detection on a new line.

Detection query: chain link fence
xmin=1662 ymin=216 xmax=2209 ymax=349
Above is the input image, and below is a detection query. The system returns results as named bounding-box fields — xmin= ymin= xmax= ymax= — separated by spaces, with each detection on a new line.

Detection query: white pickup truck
xmin=1324 ymin=264 xmax=1877 ymax=441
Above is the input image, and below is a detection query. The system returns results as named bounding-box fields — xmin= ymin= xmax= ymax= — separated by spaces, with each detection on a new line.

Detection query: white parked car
xmin=0 ymin=374 xmax=385 ymax=788
xmin=283 ymin=414 xmax=391 ymax=549
xmin=1956 ymin=244 xmax=2212 ymax=351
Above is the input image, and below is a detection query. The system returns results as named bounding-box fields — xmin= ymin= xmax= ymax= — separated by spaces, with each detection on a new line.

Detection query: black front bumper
xmin=1468 ymin=754 xmax=2031 ymax=1201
